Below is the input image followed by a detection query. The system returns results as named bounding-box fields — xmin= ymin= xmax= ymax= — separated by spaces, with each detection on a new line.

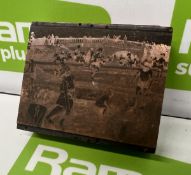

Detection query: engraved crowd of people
xmin=29 ymin=32 xmax=169 ymax=74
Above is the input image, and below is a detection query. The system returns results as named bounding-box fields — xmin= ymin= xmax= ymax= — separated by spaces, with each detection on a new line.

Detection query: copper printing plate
xmin=17 ymin=22 xmax=172 ymax=152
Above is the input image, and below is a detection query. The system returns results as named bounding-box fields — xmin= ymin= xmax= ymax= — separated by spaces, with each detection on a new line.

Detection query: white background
xmin=1 ymin=0 xmax=191 ymax=174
